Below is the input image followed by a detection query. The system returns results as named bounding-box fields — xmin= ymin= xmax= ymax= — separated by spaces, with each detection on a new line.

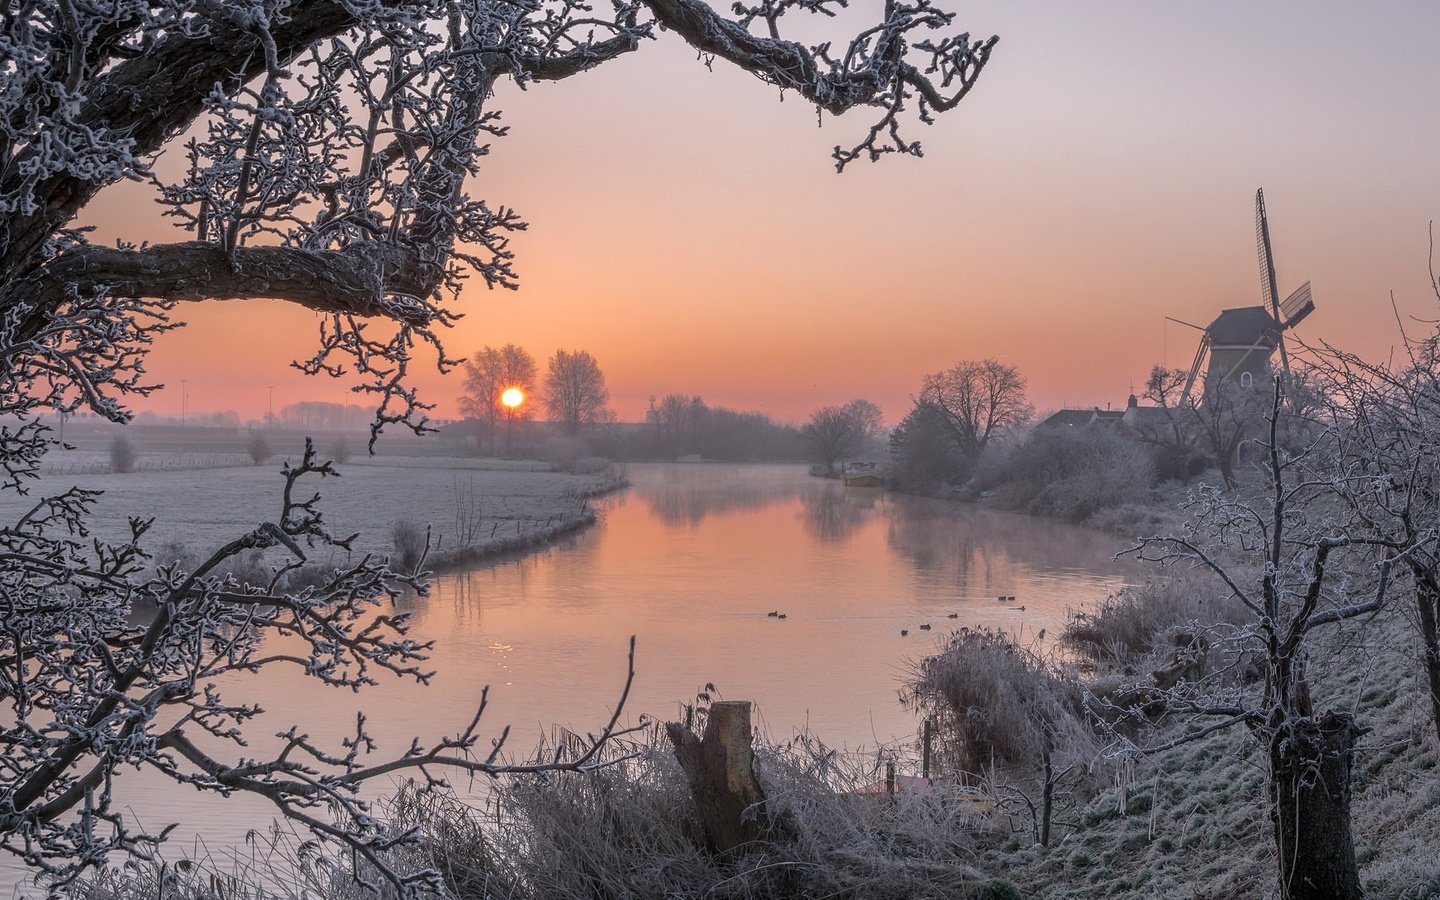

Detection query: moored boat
xmin=842 ymin=462 xmax=882 ymax=487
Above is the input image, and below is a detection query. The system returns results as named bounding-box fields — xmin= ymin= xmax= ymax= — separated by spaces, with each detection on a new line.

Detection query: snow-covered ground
xmin=3 ymin=447 xmax=623 ymax=567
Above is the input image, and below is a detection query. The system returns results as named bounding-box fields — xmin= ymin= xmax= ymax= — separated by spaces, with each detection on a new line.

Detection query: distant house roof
xmin=1120 ymin=405 xmax=1184 ymax=439
xmin=1207 ymin=306 xmax=1280 ymax=348
xmin=1121 ymin=405 xmax=1177 ymax=428
xmin=1037 ymin=409 xmax=1098 ymax=430
xmin=437 ymin=417 xmax=483 ymax=439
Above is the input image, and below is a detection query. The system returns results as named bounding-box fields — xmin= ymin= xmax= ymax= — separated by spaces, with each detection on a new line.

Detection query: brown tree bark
xmin=665 ymin=700 xmax=782 ymax=853
xmin=1269 ymin=711 xmax=1365 ymax=900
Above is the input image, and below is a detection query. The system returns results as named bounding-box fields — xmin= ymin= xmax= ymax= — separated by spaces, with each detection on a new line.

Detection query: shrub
xmin=570 ymin=455 xmax=611 ymax=476
xmin=390 ymin=519 xmax=427 ymax=571
xmin=980 ymin=878 xmax=1023 ymax=900
xmin=106 ymin=432 xmax=137 ymax=473
xmin=1062 ymin=575 xmax=1247 ymax=670
xmin=904 ymin=628 xmax=1092 ymax=777
xmin=151 ymin=540 xmax=197 ymax=577
xmin=246 ymin=430 xmax=272 ymax=465
xmin=538 ymin=432 xmax=586 ymax=470
xmin=991 ymin=427 xmax=1156 ymax=523
xmin=215 ymin=549 xmax=270 ymax=587
xmin=905 ymin=630 xmax=1101 ymax=847
xmin=328 ymin=435 xmax=351 ymax=465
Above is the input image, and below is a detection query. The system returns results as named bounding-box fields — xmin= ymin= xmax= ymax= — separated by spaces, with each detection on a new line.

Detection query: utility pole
xmin=267 ymin=385 xmax=274 ymax=424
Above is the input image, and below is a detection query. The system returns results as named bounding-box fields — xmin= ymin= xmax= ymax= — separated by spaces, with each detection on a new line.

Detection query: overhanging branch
xmin=31 ymin=242 xmax=436 ymax=326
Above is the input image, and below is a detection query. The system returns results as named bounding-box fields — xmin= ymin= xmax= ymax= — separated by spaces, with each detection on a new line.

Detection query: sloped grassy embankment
xmin=985 ymin=575 xmax=1440 ymax=899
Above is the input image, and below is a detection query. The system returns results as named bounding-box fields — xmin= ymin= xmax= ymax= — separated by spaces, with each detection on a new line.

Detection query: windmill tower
xmin=1180 ymin=189 xmax=1317 ymax=403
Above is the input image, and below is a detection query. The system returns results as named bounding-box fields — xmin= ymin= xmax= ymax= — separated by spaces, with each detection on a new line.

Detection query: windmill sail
xmin=1255 ymin=188 xmax=1290 ymax=376
xmin=1280 ymin=281 xmax=1314 ymax=328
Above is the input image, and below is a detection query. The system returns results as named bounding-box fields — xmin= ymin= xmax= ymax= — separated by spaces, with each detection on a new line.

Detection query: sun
xmin=500 ymin=387 xmax=525 ymax=409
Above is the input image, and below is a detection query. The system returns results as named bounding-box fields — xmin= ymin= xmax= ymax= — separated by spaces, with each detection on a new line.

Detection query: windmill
xmin=1179 ymin=188 xmax=1317 ymax=403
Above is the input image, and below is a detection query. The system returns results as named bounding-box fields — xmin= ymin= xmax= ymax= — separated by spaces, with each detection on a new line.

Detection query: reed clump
xmin=363 ymin=726 xmax=1008 ymax=899
xmin=1061 ymin=575 xmax=1248 ymax=671
xmin=75 ymin=726 xmax=1017 ymax=899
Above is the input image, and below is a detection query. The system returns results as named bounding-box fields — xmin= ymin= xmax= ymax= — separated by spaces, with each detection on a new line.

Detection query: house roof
xmin=1121 ymin=405 xmax=1176 ymax=426
xmin=1036 ymin=409 xmax=1097 ymax=429
xmin=1207 ymin=306 xmax=1281 ymax=348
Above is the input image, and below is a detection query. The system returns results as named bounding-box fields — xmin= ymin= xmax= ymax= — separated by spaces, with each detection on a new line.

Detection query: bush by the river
xmin=980 ymin=427 xmax=1156 ymax=524
xmin=1062 ymin=574 xmax=1250 ymax=671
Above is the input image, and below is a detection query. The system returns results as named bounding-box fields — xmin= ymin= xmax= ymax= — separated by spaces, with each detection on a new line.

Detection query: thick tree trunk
xmin=1413 ymin=574 xmax=1440 ymax=748
xmin=1269 ymin=710 xmax=1364 ymax=900
xmin=666 ymin=700 xmax=781 ymax=853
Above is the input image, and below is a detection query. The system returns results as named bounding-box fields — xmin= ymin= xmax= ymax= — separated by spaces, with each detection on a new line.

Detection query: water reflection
xmin=638 ymin=463 xmax=806 ymax=525
xmin=407 ymin=464 xmax=1134 ymax=751
xmin=799 ymin=487 xmax=879 ymax=543
xmin=884 ymin=494 xmax=1128 ymax=601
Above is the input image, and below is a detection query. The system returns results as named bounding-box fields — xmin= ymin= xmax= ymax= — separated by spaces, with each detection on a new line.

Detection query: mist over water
xmin=1 ymin=463 xmax=1137 ymax=895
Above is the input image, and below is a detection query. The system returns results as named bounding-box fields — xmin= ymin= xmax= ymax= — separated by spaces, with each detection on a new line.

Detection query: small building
xmin=1036 ymin=406 xmax=1124 ymax=431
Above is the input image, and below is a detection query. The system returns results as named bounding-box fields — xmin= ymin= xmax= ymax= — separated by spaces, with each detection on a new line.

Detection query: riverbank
xmin=971 ymin=580 xmax=1440 ymax=898
xmin=0 ymin=447 xmax=628 ymax=571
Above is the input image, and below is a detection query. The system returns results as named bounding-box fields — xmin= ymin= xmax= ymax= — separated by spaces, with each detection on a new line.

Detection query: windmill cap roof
xmin=1207 ymin=306 xmax=1281 ymax=347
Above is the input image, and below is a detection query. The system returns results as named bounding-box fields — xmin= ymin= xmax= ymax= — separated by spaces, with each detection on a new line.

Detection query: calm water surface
xmin=3 ymin=463 xmax=1138 ymax=894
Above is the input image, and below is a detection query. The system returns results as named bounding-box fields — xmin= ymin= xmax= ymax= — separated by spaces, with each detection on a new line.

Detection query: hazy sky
xmin=92 ymin=1 xmax=1440 ymax=426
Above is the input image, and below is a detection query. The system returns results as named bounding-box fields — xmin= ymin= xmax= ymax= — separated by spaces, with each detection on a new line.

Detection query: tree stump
xmin=666 ymin=700 xmax=779 ymax=853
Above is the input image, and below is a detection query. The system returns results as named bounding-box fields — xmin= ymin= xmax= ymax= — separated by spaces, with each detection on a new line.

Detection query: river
xmin=2 ymin=462 xmax=1138 ymax=895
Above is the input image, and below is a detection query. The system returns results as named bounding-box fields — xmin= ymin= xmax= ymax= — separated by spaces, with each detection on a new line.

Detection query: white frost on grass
xmin=1 ymin=450 xmax=619 ymax=566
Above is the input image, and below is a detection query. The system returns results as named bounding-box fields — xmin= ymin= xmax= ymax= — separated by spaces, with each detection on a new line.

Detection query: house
xmin=1036 ymin=406 xmax=1124 ymax=431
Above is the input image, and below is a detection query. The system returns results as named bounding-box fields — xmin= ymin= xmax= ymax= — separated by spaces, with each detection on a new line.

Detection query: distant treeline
xmin=591 ymin=395 xmax=807 ymax=462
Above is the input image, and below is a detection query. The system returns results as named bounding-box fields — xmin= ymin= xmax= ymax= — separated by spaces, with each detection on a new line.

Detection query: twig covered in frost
xmin=0 ymin=0 xmax=997 ymax=891
xmin=0 ymin=438 xmax=645 ymax=894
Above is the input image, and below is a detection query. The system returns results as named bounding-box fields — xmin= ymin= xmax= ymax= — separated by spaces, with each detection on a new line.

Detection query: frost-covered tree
xmin=1132 ymin=365 xmax=1203 ymax=481
xmin=1117 ymin=379 xmax=1412 ymax=900
xmin=1310 ymin=298 xmax=1440 ymax=750
xmin=0 ymin=0 xmax=998 ymax=890
xmin=1186 ymin=373 xmax=1270 ymax=489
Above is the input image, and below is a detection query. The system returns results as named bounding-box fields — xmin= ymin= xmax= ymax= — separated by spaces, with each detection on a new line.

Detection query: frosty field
xmin=3 ymin=446 xmax=621 ymax=568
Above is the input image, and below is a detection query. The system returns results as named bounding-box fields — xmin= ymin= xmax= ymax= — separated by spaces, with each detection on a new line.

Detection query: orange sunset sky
xmin=84 ymin=1 xmax=1440 ymax=427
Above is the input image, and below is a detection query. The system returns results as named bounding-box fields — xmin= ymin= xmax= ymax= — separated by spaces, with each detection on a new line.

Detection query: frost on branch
xmin=0 ymin=439 xmax=644 ymax=893
xmin=1101 ymin=379 xmax=1420 ymax=899
xmin=3 ymin=1 xmax=996 ymax=441
xmin=652 ymin=0 xmax=997 ymax=169
xmin=0 ymin=0 xmax=996 ymax=888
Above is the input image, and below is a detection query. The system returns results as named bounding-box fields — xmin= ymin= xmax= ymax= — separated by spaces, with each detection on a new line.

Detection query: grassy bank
xmin=0 ymin=448 xmax=627 ymax=570
xmin=68 ymin=575 xmax=1440 ymax=899
xmin=75 ymin=721 xmax=1017 ymax=900
xmin=977 ymin=577 xmax=1440 ymax=898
